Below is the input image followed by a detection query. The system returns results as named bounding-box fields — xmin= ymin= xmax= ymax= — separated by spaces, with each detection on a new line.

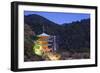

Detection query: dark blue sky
xmin=24 ymin=11 xmax=90 ymax=24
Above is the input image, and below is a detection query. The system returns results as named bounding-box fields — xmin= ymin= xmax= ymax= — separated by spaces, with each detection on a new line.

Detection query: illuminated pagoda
xmin=33 ymin=24 xmax=61 ymax=60
xmin=37 ymin=24 xmax=57 ymax=53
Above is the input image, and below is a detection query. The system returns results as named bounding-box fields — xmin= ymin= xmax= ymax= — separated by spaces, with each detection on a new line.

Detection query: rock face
xmin=24 ymin=14 xmax=90 ymax=61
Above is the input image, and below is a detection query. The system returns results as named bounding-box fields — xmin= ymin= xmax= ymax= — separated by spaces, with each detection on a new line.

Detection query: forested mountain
xmin=24 ymin=14 xmax=90 ymax=61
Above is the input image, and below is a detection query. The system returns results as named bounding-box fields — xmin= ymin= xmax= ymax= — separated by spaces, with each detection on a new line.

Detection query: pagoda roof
xmin=38 ymin=33 xmax=50 ymax=37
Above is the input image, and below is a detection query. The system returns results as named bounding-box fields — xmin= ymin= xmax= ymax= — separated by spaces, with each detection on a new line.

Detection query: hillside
xmin=24 ymin=14 xmax=90 ymax=61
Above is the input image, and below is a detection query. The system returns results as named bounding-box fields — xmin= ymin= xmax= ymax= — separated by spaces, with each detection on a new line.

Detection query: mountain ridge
xmin=24 ymin=14 xmax=90 ymax=52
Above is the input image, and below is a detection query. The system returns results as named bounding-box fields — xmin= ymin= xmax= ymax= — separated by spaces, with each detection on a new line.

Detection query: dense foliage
xmin=24 ymin=14 xmax=90 ymax=61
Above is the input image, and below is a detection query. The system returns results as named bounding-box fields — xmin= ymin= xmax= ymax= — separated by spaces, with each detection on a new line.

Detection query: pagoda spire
xmin=42 ymin=24 xmax=45 ymax=33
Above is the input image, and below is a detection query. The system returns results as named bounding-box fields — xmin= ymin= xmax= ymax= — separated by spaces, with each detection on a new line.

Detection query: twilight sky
xmin=24 ymin=11 xmax=90 ymax=24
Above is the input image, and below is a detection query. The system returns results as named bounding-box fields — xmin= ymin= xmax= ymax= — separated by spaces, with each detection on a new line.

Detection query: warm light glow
xmin=33 ymin=35 xmax=61 ymax=60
